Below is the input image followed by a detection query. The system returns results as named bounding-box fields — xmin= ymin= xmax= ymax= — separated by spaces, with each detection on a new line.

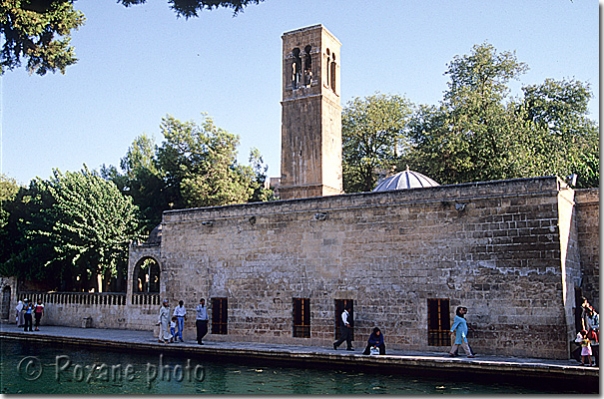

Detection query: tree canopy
xmin=342 ymin=93 xmax=413 ymax=193
xmin=400 ymin=43 xmax=598 ymax=189
xmin=0 ymin=0 xmax=85 ymax=75
xmin=341 ymin=43 xmax=598 ymax=193
xmin=0 ymin=166 xmax=143 ymax=292
xmin=102 ymin=113 xmax=272 ymax=233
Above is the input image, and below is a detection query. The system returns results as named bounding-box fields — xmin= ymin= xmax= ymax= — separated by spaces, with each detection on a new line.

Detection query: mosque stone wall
xmin=154 ymin=176 xmax=590 ymax=359
xmin=574 ymin=189 xmax=600 ymax=310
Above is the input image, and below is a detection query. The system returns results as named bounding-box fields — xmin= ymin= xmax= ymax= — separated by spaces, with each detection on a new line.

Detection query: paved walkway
xmin=1 ymin=323 xmax=598 ymax=391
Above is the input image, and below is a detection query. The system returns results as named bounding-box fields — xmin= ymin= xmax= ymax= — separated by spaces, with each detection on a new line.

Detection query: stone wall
xmin=152 ymin=176 xmax=590 ymax=359
xmin=575 ymin=189 xmax=600 ymax=310
xmin=14 ymin=292 xmax=128 ymax=329
xmin=0 ymin=276 xmax=17 ymax=322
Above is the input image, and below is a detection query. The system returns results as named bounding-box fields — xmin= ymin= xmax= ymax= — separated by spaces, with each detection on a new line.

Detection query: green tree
xmin=342 ymin=93 xmax=413 ymax=193
xmin=405 ymin=43 xmax=528 ymax=184
xmin=0 ymin=174 xmax=20 ymax=229
xmin=520 ymin=78 xmax=599 ymax=187
xmin=8 ymin=166 xmax=143 ymax=292
xmin=156 ymin=114 xmax=255 ymax=208
xmin=0 ymin=178 xmax=63 ymax=286
xmin=0 ymin=175 xmax=25 ymax=277
xmin=248 ymin=147 xmax=274 ymax=202
xmin=403 ymin=43 xmax=599 ymax=187
xmin=0 ymin=0 xmax=85 ymax=75
xmin=105 ymin=133 xmax=167 ymax=232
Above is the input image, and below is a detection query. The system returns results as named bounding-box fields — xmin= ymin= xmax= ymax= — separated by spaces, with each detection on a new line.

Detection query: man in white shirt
xmin=333 ymin=305 xmax=354 ymax=351
xmin=173 ymin=300 xmax=187 ymax=342
xmin=196 ymin=298 xmax=209 ymax=345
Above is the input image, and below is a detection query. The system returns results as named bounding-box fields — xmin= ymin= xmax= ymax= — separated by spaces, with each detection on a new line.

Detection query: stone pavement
xmin=0 ymin=323 xmax=598 ymax=391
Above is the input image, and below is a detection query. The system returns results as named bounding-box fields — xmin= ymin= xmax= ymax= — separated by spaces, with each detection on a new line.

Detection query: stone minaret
xmin=279 ymin=25 xmax=343 ymax=200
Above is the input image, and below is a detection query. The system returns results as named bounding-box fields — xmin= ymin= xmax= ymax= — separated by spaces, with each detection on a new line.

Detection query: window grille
xmin=211 ymin=297 xmax=228 ymax=335
xmin=293 ymin=298 xmax=310 ymax=338
xmin=427 ymin=298 xmax=450 ymax=346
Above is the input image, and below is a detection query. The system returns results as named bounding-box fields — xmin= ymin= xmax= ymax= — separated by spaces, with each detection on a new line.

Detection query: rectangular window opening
xmin=293 ymin=298 xmax=310 ymax=338
xmin=427 ymin=298 xmax=450 ymax=346
xmin=211 ymin=297 xmax=228 ymax=335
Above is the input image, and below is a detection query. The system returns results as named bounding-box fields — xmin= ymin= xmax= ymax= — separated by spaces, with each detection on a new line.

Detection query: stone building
xmin=124 ymin=25 xmax=599 ymax=359
xmin=4 ymin=25 xmax=599 ymax=361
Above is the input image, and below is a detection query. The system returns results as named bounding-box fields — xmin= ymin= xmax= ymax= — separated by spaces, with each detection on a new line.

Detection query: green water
xmin=0 ymin=339 xmax=584 ymax=394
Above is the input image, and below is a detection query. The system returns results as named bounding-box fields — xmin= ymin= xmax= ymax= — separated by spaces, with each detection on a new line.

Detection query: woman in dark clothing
xmin=363 ymin=327 xmax=386 ymax=355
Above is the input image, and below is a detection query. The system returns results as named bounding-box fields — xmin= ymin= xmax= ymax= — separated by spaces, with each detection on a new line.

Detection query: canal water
xmin=0 ymin=339 xmax=583 ymax=394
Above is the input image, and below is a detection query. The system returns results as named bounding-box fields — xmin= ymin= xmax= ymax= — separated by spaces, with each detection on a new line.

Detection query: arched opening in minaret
xmin=304 ymin=45 xmax=312 ymax=86
xmin=330 ymin=53 xmax=337 ymax=92
xmin=325 ymin=48 xmax=331 ymax=89
xmin=291 ymin=47 xmax=302 ymax=89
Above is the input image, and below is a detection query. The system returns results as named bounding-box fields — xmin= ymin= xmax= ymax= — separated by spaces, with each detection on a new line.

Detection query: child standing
xmin=580 ymin=330 xmax=593 ymax=366
xmin=170 ymin=316 xmax=177 ymax=343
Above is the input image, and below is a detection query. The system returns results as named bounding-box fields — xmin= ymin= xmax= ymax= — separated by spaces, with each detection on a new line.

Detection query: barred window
xmin=293 ymin=298 xmax=310 ymax=338
xmin=211 ymin=297 xmax=228 ymax=335
xmin=427 ymin=298 xmax=450 ymax=346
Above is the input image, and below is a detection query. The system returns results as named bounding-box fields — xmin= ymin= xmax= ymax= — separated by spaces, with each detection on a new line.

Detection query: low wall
xmin=14 ymin=292 xmax=159 ymax=330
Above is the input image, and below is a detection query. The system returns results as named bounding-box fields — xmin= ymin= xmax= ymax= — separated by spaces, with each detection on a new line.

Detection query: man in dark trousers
xmin=195 ymin=298 xmax=209 ymax=345
xmin=333 ymin=305 xmax=354 ymax=351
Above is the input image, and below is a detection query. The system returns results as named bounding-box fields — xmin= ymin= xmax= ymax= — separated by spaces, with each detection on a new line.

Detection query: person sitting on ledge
xmin=363 ymin=327 xmax=386 ymax=355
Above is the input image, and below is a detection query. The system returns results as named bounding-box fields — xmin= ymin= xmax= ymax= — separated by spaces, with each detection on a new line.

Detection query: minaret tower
xmin=279 ymin=25 xmax=343 ymax=200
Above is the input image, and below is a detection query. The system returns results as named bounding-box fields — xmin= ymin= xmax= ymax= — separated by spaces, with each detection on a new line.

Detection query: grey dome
xmin=373 ymin=168 xmax=439 ymax=192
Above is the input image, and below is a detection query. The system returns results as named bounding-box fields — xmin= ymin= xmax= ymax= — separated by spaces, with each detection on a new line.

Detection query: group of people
xmin=575 ymin=297 xmax=599 ymax=367
xmin=334 ymin=305 xmax=474 ymax=358
xmin=15 ymin=299 xmax=45 ymax=332
xmin=154 ymin=299 xmax=599 ymax=366
xmin=157 ymin=298 xmax=209 ymax=345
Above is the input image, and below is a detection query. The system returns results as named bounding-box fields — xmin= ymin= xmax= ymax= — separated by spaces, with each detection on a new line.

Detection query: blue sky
xmin=2 ymin=0 xmax=599 ymax=185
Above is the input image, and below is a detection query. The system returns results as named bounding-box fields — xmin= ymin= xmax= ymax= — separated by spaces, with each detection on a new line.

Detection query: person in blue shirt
xmin=449 ymin=306 xmax=474 ymax=358
xmin=23 ymin=300 xmax=34 ymax=332
xmin=363 ymin=327 xmax=386 ymax=355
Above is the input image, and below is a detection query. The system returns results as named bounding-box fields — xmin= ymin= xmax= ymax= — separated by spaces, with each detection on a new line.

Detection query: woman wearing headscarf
xmin=15 ymin=300 xmax=24 ymax=327
xmin=363 ymin=327 xmax=386 ymax=355
xmin=157 ymin=299 xmax=173 ymax=344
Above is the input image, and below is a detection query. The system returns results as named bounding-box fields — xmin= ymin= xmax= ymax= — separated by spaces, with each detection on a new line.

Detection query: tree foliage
xmin=342 ymin=93 xmax=413 ymax=193
xmin=102 ymin=114 xmax=273 ymax=233
xmin=1 ymin=166 xmax=143 ymax=291
xmin=247 ymin=147 xmax=274 ymax=202
xmin=0 ymin=0 xmax=85 ymax=75
xmin=402 ymin=43 xmax=599 ymax=188
xmin=157 ymin=114 xmax=257 ymax=208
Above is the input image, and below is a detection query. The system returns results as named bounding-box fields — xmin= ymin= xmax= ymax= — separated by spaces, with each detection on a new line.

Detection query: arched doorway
xmin=133 ymin=257 xmax=160 ymax=293
xmin=131 ymin=256 xmax=161 ymax=306
xmin=1 ymin=286 xmax=11 ymax=320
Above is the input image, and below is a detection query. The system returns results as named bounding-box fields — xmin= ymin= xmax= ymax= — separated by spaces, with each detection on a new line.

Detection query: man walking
xmin=196 ymin=298 xmax=209 ymax=345
xmin=333 ymin=305 xmax=354 ymax=351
